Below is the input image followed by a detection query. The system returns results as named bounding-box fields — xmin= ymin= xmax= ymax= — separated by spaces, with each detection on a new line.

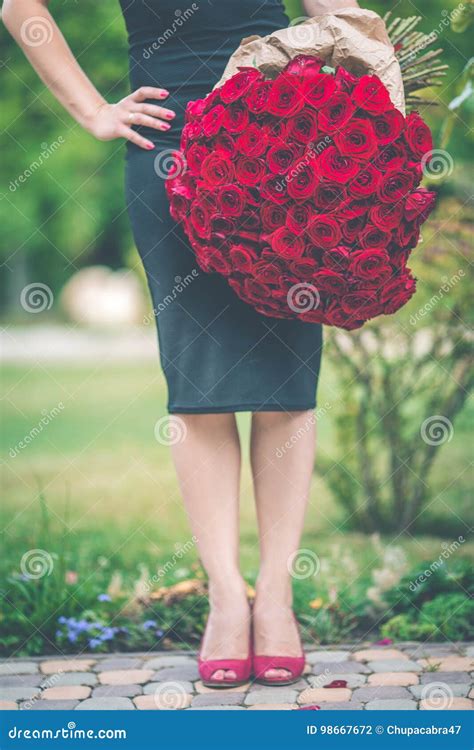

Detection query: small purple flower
xmin=142 ymin=619 xmax=158 ymax=631
xmin=97 ymin=594 xmax=111 ymax=602
xmin=89 ymin=638 xmax=102 ymax=649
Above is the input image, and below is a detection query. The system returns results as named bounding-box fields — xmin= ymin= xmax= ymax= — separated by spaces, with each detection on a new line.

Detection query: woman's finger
xmin=135 ymin=103 xmax=175 ymax=121
xmin=126 ymin=112 xmax=171 ymax=132
xmin=118 ymin=124 xmax=155 ymax=150
xmin=131 ymin=86 xmax=169 ymax=102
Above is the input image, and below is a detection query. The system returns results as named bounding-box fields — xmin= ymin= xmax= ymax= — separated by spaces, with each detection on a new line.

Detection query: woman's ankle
xmin=254 ymin=572 xmax=293 ymax=608
xmin=208 ymin=574 xmax=249 ymax=609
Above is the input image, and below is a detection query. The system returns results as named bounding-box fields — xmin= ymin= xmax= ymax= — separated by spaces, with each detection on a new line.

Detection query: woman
xmin=4 ymin=0 xmax=358 ymax=687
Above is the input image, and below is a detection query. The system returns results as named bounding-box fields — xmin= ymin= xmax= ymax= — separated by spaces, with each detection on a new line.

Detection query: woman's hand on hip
xmin=87 ymin=87 xmax=176 ymax=150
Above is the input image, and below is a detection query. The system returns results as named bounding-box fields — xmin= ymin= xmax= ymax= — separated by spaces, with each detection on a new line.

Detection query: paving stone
xmin=0 ymin=662 xmax=38 ymax=675
xmin=405 ymin=648 xmax=461 ymax=660
xmin=151 ymin=665 xmax=199 ymax=682
xmin=20 ymin=700 xmax=79 ymax=710
xmin=134 ymin=694 xmax=192 ymax=710
xmin=146 ymin=655 xmax=195 ymax=669
xmin=195 ymin=681 xmax=250 ymax=694
xmin=42 ymin=686 xmax=92 ymax=701
xmin=75 ymin=697 xmax=134 ymax=710
xmin=418 ymin=657 xmax=473 ymax=672
xmin=0 ymin=676 xmax=43 ymax=687
xmin=187 ymin=705 xmax=245 ymax=710
xmin=465 ymin=646 xmax=474 ymax=657
xmin=420 ymin=697 xmax=472 ymax=710
xmin=353 ymin=687 xmax=411 ymax=702
xmin=41 ymin=672 xmax=97 ymax=687
xmin=250 ymin=678 xmax=308 ymax=691
xmin=368 ymin=672 xmax=419 ymax=687
xmin=470 ymin=688 xmax=474 ymax=699
xmin=306 ymin=651 xmax=351 ymax=663
xmin=410 ymin=684 xmax=470 ymax=699
xmin=353 ymin=649 xmax=407 ymax=662
xmin=143 ymin=681 xmax=194 ymax=695
xmin=318 ymin=702 xmax=364 ymax=710
xmin=309 ymin=673 xmax=366 ymax=689
xmin=192 ymin=693 xmax=244 ymax=707
xmin=247 ymin=703 xmax=297 ymax=710
xmin=369 ymin=660 xmax=421 ymax=673
xmin=299 ymin=688 xmax=352 ymax=704
xmin=245 ymin=690 xmax=297 ymax=705
xmin=365 ymin=699 xmax=416 ymax=710
xmin=93 ymin=685 xmax=142 ymax=698
xmin=98 ymin=669 xmax=154 ymax=686
xmin=40 ymin=659 xmax=95 ymax=674
xmin=312 ymin=662 xmax=369 ymax=675
xmin=94 ymin=658 xmax=143 ymax=672
xmin=0 ymin=700 xmax=18 ymax=710
xmin=0 ymin=687 xmax=40 ymax=701
xmin=420 ymin=671 xmax=471 ymax=684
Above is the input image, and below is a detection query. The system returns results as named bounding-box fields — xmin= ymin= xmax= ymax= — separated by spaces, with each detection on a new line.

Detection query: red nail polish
xmin=146 ymin=143 xmax=155 ymax=150
xmin=162 ymin=123 xmax=171 ymax=131
xmin=166 ymin=113 xmax=175 ymax=120
xmin=161 ymin=90 xmax=169 ymax=97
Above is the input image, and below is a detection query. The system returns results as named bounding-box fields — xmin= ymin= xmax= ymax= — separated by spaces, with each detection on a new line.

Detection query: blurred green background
xmin=1 ymin=1 xmax=472 ymax=656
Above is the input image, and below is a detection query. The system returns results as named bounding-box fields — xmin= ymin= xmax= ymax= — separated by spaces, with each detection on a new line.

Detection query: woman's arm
xmin=2 ymin=0 xmax=175 ymax=150
xmin=302 ymin=0 xmax=359 ymax=15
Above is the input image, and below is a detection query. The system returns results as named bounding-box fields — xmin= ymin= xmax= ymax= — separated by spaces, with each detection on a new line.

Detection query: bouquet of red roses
xmin=166 ymin=56 xmax=436 ymax=329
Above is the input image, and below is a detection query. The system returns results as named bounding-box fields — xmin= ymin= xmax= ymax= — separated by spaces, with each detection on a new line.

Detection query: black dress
xmin=120 ymin=0 xmax=323 ymax=413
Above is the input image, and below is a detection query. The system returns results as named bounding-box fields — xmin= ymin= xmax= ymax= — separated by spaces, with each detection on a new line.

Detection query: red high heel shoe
xmin=198 ymin=636 xmax=252 ymax=689
xmin=252 ymin=615 xmax=306 ymax=686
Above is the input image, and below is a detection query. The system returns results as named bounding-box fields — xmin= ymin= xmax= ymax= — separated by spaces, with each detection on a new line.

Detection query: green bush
xmin=382 ymin=593 xmax=474 ymax=641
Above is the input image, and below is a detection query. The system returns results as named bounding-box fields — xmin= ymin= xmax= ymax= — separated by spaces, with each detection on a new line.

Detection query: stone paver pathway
xmin=0 ymin=643 xmax=472 ymax=711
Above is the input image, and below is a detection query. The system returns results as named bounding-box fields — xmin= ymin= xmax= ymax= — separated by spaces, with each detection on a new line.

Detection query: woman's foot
xmin=200 ymin=579 xmax=251 ymax=683
xmin=252 ymin=579 xmax=303 ymax=682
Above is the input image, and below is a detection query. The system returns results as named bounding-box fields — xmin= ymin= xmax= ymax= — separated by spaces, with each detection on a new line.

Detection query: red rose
xmin=404 ymin=112 xmax=433 ymax=159
xmin=222 ymin=102 xmax=249 ymax=133
xmin=338 ymin=198 xmax=369 ymax=220
xmin=243 ymin=277 xmax=272 ymax=303
xmin=303 ymin=73 xmax=337 ymax=109
xmin=323 ymin=246 xmax=351 ymax=271
xmin=341 ymin=290 xmax=382 ymax=320
xmin=325 ymin=300 xmax=364 ymax=330
xmin=181 ymin=121 xmax=202 ymax=145
xmin=318 ymin=92 xmax=355 ymax=132
xmin=373 ymin=109 xmax=405 ymax=145
xmin=319 ymin=146 xmax=359 ymax=184
xmin=396 ymin=221 xmax=419 ymax=249
xmin=286 ymin=161 xmax=319 ymax=201
xmin=380 ymin=272 xmax=416 ymax=314
xmin=352 ymin=75 xmax=391 ymax=114
xmin=244 ymin=80 xmax=272 ymax=113
xmin=186 ymin=143 xmax=209 ymax=176
xmin=235 ymin=157 xmax=265 ymax=186
xmin=190 ymin=201 xmax=211 ymax=238
xmin=211 ymin=215 xmax=235 ymax=239
xmin=334 ymin=118 xmax=377 ymax=160
xmin=217 ymin=185 xmax=246 ymax=216
xmin=405 ymin=188 xmax=436 ymax=222
xmin=267 ymin=74 xmax=304 ymax=117
xmin=206 ymin=248 xmax=232 ymax=276
xmin=267 ymin=145 xmax=298 ymax=175
xmin=229 ymin=244 xmax=257 ymax=272
xmin=335 ymin=66 xmax=358 ymax=93
xmin=370 ymin=202 xmax=403 ymax=230
xmin=253 ymin=260 xmax=282 ymax=285
xmin=202 ymin=89 xmax=220 ymax=113
xmin=313 ymin=269 xmax=347 ymax=294
xmin=270 ymin=227 xmax=305 ymax=259
xmin=261 ymin=202 xmax=287 ymax=231
xmin=201 ymin=153 xmax=234 ymax=187
xmin=287 ymin=110 xmax=318 ymax=144
xmin=286 ymin=203 xmax=311 ymax=235
xmin=220 ymin=67 xmax=263 ymax=103
xmin=378 ymin=171 xmax=415 ymax=203
xmin=261 ymin=174 xmax=289 ymax=205
xmin=314 ymin=181 xmax=346 ymax=212
xmin=213 ymin=132 xmax=236 ymax=158
xmin=290 ymin=257 xmax=320 ymax=277
xmin=349 ymin=248 xmax=391 ymax=282
xmin=236 ymin=124 xmax=267 ymax=157
xmin=374 ymin=141 xmax=406 ymax=172
xmin=307 ymin=214 xmax=342 ymax=249
xmin=360 ymin=225 xmax=391 ymax=249
xmin=341 ymin=214 xmax=367 ymax=244
xmin=202 ymin=105 xmax=225 ymax=137
xmin=186 ymin=98 xmax=206 ymax=120
xmin=284 ymin=55 xmax=324 ymax=80
xmin=348 ymin=164 xmax=381 ymax=198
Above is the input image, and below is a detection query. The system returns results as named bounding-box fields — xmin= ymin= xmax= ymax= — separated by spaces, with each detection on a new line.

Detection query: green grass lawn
xmin=1 ymin=360 xmax=472 ymax=655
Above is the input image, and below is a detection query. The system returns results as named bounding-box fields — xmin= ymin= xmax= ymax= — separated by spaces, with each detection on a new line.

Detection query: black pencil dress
xmin=119 ymin=0 xmax=323 ymax=413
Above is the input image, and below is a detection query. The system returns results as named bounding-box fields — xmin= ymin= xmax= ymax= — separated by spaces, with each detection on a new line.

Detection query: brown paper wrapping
xmin=215 ymin=8 xmax=405 ymax=114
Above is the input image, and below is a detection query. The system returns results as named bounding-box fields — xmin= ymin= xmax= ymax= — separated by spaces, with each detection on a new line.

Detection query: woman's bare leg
xmin=250 ymin=410 xmax=316 ymax=680
xmin=171 ymin=413 xmax=250 ymax=682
